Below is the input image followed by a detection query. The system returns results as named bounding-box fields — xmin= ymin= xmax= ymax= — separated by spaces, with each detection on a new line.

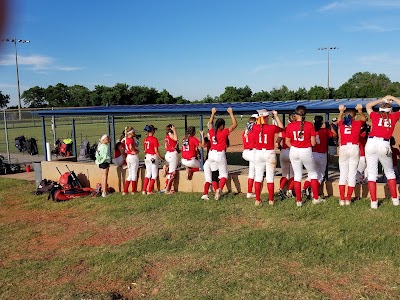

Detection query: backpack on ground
xmin=34 ymin=179 xmax=59 ymax=195
xmin=89 ymin=143 xmax=98 ymax=161
xmin=25 ymin=138 xmax=39 ymax=155
xmin=15 ymin=136 xmax=27 ymax=152
xmin=78 ymin=140 xmax=90 ymax=159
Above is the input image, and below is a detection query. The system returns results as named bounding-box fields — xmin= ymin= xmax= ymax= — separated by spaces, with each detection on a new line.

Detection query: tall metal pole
xmin=0 ymin=38 xmax=30 ymax=120
xmin=3 ymin=110 xmax=11 ymax=163
xmin=318 ymin=47 xmax=338 ymax=99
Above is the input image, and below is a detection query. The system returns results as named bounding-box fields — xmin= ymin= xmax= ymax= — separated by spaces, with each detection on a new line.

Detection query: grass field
xmin=1 ymin=178 xmax=400 ymax=299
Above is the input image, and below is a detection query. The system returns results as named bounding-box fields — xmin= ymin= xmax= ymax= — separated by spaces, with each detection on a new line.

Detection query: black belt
xmin=368 ymin=136 xmax=389 ymax=142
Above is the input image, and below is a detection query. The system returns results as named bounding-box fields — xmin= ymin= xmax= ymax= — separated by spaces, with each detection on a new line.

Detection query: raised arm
xmin=272 ymin=110 xmax=283 ymax=129
xmin=356 ymin=104 xmax=366 ymax=122
xmin=208 ymin=107 xmax=217 ymax=130
xmin=227 ymin=107 xmax=237 ymax=132
xmin=170 ymin=125 xmax=178 ymax=141
xmin=338 ymin=104 xmax=345 ymax=122
xmin=366 ymin=98 xmax=385 ymax=115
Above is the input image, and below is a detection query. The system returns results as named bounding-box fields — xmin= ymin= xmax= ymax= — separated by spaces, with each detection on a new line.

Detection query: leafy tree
xmin=69 ymin=85 xmax=91 ymax=106
xmin=219 ymin=85 xmax=252 ymax=103
xmin=129 ymin=86 xmax=159 ymax=105
xmin=46 ymin=83 xmax=71 ymax=107
xmin=0 ymin=90 xmax=10 ymax=108
xmin=270 ymin=85 xmax=291 ymax=101
xmin=308 ymin=85 xmax=328 ymax=100
xmin=338 ymin=72 xmax=391 ymax=98
xmin=112 ymin=83 xmax=131 ymax=105
xmin=156 ymin=89 xmax=174 ymax=104
xmin=294 ymin=87 xmax=308 ymax=100
xmin=199 ymin=95 xmax=218 ymax=103
xmin=174 ymin=95 xmax=189 ymax=104
xmin=252 ymin=90 xmax=271 ymax=102
xmin=21 ymin=86 xmax=47 ymax=108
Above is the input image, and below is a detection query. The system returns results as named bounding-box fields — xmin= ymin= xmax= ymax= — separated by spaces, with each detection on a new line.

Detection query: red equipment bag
xmin=51 ymin=187 xmax=93 ymax=202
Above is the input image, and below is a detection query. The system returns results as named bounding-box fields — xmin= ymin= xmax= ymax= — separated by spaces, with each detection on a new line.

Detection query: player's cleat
xmin=278 ymin=189 xmax=286 ymax=200
xmin=286 ymin=190 xmax=294 ymax=198
xmin=371 ymin=201 xmax=378 ymax=209
xmin=296 ymin=201 xmax=302 ymax=207
xmin=312 ymin=197 xmax=325 ymax=205
xmin=142 ymin=191 xmax=147 ymax=195
xmin=392 ymin=198 xmax=399 ymax=206
xmin=159 ymin=189 xmax=167 ymax=194
xmin=246 ymin=192 xmax=256 ymax=199
xmin=301 ymin=189 xmax=307 ymax=199
xmin=122 ymin=192 xmax=127 ymax=196
xmin=214 ymin=189 xmax=221 ymax=200
xmin=201 ymin=194 xmax=210 ymax=201
xmin=345 ymin=200 xmax=351 ymax=206
xmin=268 ymin=200 xmax=274 ymax=206
xmin=307 ymin=186 xmax=312 ymax=199
xmin=339 ymin=200 xmax=345 ymax=206
xmin=255 ymin=200 xmax=262 ymax=206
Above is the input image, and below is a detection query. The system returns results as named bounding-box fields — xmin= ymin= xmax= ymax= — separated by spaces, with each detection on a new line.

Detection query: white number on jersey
xmin=344 ymin=126 xmax=352 ymax=134
xmin=293 ymin=131 xmax=305 ymax=141
xmin=145 ymin=141 xmax=150 ymax=150
xmin=211 ymin=136 xmax=217 ymax=145
xmin=259 ymin=134 xmax=268 ymax=144
xmin=315 ymin=134 xmax=320 ymax=144
xmin=378 ymin=118 xmax=391 ymax=128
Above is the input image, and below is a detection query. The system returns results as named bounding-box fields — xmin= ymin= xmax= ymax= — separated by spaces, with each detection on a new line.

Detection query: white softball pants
xmin=280 ymin=148 xmax=293 ymax=180
xmin=255 ymin=149 xmax=276 ymax=183
xmin=181 ymin=158 xmax=200 ymax=168
xmin=126 ymin=154 xmax=139 ymax=181
xmin=242 ymin=149 xmax=256 ymax=180
xmin=365 ymin=137 xmax=395 ymax=181
xmin=165 ymin=150 xmax=179 ymax=173
xmin=338 ymin=144 xmax=359 ymax=187
xmin=145 ymin=154 xmax=158 ymax=179
xmin=204 ymin=150 xmax=227 ymax=182
xmin=289 ymin=146 xmax=317 ymax=182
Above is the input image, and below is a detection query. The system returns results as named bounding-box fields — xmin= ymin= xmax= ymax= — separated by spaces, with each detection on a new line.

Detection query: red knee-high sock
xmin=131 ymin=181 xmax=137 ymax=193
xmin=303 ymin=180 xmax=310 ymax=190
xmin=124 ymin=181 xmax=130 ymax=193
xmin=255 ymin=181 xmax=262 ymax=201
xmin=248 ymin=178 xmax=254 ymax=193
xmin=192 ymin=167 xmax=199 ymax=173
xmin=294 ymin=181 xmax=302 ymax=202
xmin=166 ymin=176 xmax=174 ymax=191
xmin=288 ymin=178 xmax=294 ymax=190
xmin=219 ymin=177 xmax=227 ymax=190
xmin=204 ymin=182 xmax=211 ymax=195
xmin=142 ymin=177 xmax=149 ymax=192
xmin=387 ymin=178 xmax=398 ymax=199
xmin=280 ymin=177 xmax=288 ymax=189
xmin=212 ymin=181 xmax=219 ymax=192
xmin=339 ymin=185 xmax=346 ymax=200
xmin=368 ymin=181 xmax=377 ymax=201
xmin=311 ymin=179 xmax=319 ymax=199
xmin=148 ymin=179 xmax=155 ymax=192
xmin=346 ymin=186 xmax=354 ymax=200
xmin=267 ymin=182 xmax=274 ymax=201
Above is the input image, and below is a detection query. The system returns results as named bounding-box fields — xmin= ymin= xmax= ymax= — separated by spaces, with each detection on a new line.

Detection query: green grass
xmin=1 ymin=178 xmax=400 ymax=299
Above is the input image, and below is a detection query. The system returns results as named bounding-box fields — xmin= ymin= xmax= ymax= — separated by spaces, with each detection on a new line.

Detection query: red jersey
xmin=392 ymin=147 xmax=400 ymax=167
xmin=165 ymin=134 xmax=177 ymax=152
xmin=359 ymin=132 xmax=367 ymax=157
xmin=313 ymin=128 xmax=333 ymax=153
xmin=369 ymin=111 xmax=400 ymax=140
xmin=285 ymin=121 xmax=316 ymax=148
xmin=338 ymin=120 xmax=364 ymax=145
xmin=208 ymin=128 xmax=230 ymax=151
xmin=256 ymin=124 xmax=282 ymax=150
xmin=181 ymin=136 xmax=200 ymax=159
xmin=242 ymin=129 xmax=258 ymax=150
xmin=114 ymin=142 xmax=125 ymax=158
xmin=125 ymin=138 xmax=137 ymax=155
xmin=144 ymin=136 xmax=159 ymax=155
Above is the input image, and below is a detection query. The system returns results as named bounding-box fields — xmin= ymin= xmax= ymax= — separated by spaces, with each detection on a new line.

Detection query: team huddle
xmin=95 ymin=95 xmax=400 ymax=209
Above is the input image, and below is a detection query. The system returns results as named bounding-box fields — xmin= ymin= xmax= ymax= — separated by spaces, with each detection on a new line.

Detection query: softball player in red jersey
xmin=337 ymin=104 xmax=366 ymax=206
xmin=276 ymin=114 xmax=297 ymax=199
xmin=365 ymin=95 xmax=400 ymax=209
xmin=302 ymin=116 xmax=336 ymax=198
xmin=202 ymin=107 xmax=237 ymax=201
xmin=181 ymin=126 xmax=204 ymax=180
xmin=285 ymin=105 xmax=322 ymax=207
xmin=123 ymin=126 xmax=139 ymax=195
xmin=142 ymin=125 xmax=164 ymax=194
xmin=163 ymin=124 xmax=179 ymax=194
xmin=356 ymin=126 xmax=369 ymax=184
xmin=253 ymin=110 xmax=284 ymax=206
xmin=242 ymin=114 xmax=258 ymax=199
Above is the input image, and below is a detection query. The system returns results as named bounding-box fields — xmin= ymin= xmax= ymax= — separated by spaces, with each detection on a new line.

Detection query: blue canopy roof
xmin=33 ymin=98 xmax=392 ymax=117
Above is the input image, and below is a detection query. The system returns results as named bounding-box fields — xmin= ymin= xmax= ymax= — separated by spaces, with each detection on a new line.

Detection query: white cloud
xmin=251 ymin=60 xmax=325 ymax=74
xmin=349 ymin=22 xmax=400 ymax=32
xmin=318 ymin=0 xmax=400 ymax=12
xmin=0 ymin=54 xmax=82 ymax=72
xmin=357 ymin=54 xmax=400 ymax=65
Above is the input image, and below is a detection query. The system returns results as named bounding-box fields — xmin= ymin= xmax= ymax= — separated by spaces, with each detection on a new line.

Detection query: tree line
xmin=1 ymin=71 xmax=400 ymax=109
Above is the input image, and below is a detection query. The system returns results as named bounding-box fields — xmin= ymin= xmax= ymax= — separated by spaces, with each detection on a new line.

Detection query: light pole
xmin=318 ymin=47 xmax=339 ymax=99
xmin=0 ymin=38 xmax=30 ymax=120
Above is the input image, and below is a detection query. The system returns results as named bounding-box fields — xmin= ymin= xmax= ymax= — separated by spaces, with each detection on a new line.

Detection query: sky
xmin=1 ymin=0 xmax=400 ymax=107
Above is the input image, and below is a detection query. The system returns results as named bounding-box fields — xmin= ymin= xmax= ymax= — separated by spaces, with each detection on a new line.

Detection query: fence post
xmin=72 ymin=118 xmax=77 ymax=158
xmin=3 ymin=110 xmax=11 ymax=163
xmin=42 ymin=116 xmax=48 ymax=161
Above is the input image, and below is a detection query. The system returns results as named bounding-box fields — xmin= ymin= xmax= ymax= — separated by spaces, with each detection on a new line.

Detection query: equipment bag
xmin=25 ymin=138 xmax=39 ymax=155
xmin=15 ymin=136 xmax=27 ymax=152
xmin=78 ymin=140 xmax=90 ymax=159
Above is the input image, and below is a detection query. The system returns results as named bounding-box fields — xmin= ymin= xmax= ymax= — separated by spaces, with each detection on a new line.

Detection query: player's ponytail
xmin=314 ymin=115 xmax=323 ymax=132
xmin=183 ymin=126 xmax=195 ymax=147
xmin=295 ymin=105 xmax=307 ymax=138
xmin=214 ymin=118 xmax=225 ymax=144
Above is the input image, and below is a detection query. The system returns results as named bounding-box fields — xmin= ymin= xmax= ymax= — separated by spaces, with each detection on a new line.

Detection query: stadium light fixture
xmin=0 ymin=37 xmax=30 ymax=119
xmin=318 ymin=47 xmax=339 ymax=99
